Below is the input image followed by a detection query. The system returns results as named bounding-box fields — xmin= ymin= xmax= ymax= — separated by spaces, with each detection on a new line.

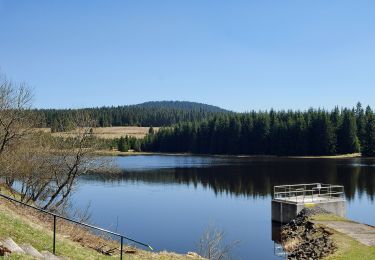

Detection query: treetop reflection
xmin=82 ymin=158 xmax=375 ymax=201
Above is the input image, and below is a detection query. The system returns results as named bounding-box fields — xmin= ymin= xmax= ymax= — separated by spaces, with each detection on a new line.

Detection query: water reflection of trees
xmin=82 ymin=159 xmax=375 ymax=201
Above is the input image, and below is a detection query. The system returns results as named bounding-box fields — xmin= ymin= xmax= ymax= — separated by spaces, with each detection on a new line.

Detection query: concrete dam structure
xmin=271 ymin=183 xmax=346 ymax=224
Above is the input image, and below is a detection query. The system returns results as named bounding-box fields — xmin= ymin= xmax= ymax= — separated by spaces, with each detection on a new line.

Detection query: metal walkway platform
xmin=271 ymin=183 xmax=346 ymax=223
xmin=277 ymin=195 xmax=344 ymax=204
xmin=273 ymin=183 xmax=344 ymax=204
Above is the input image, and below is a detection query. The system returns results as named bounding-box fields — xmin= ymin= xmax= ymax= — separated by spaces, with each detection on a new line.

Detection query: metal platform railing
xmin=273 ymin=183 xmax=344 ymax=203
xmin=0 ymin=192 xmax=153 ymax=259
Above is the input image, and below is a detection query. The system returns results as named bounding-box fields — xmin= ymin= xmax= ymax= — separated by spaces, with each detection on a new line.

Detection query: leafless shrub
xmin=0 ymin=73 xmax=34 ymax=156
xmin=10 ymin=119 xmax=113 ymax=210
xmin=0 ymin=73 xmax=114 ymax=212
xmin=0 ymin=73 xmax=123 ymax=256
xmin=197 ymin=224 xmax=239 ymax=260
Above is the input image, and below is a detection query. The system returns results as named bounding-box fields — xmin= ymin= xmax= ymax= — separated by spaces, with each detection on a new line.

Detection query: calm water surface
xmin=71 ymin=155 xmax=375 ymax=259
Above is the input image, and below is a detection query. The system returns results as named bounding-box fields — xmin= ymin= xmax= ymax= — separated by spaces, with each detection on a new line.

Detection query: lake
xmin=71 ymin=155 xmax=375 ymax=259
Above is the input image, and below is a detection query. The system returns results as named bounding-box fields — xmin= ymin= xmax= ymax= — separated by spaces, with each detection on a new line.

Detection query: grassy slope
xmin=326 ymin=231 xmax=375 ymax=260
xmin=0 ymin=203 xmax=115 ymax=259
xmin=311 ymin=214 xmax=375 ymax=260
xmin=0 ymin=199 xmax=201 ymax=260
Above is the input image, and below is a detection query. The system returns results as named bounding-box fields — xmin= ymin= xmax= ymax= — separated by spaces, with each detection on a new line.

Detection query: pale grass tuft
xmin=283 ymin=237 xmax=301 ymax=252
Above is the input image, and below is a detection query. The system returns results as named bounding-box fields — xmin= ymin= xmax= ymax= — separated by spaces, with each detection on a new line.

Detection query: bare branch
xmin=197 ymin=224 xmax=240 ymax=260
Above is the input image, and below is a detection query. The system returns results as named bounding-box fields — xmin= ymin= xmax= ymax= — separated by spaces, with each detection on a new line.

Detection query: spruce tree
xmin=149 ymin=126 xmax=155 ymax=135
xmin=309 ymin=112 xmax=336 ymax=155
xmin=293 ymin=114 xmax=308 ymax=155
xmin=363 ymin=107 xmax=375 ymax=156
xmin=337 ymin=110 xmax=360 ymax=154
xmin=355 ymin=102 xmax=366 ymax=150
xmin=117 ymin=137 xmax=128 ymax=152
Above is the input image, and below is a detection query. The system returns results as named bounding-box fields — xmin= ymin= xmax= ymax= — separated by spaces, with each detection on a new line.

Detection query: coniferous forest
xmin=36 ymin=101 xmax=375 ymax=156
xmin=36 ymin=101 xmax=230 ymax=132
xmin=141 ymin=103 xmax=375 ymax=157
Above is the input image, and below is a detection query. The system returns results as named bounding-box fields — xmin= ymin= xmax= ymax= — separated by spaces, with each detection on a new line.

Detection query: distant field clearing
xmin=38 ymin=126 xmax=159 ymax=139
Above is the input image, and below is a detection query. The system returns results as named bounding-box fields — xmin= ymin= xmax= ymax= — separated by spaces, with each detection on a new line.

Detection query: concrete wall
xmin=272 ymin=200 xmax=298 ymax=223
xmin=272 ymin=199 xmax=346 ymax=224
xmin=315 ymin=200 xmax=346 ymax=218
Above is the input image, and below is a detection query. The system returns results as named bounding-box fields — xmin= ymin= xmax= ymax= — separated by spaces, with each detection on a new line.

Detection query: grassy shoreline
xmin=93 ymin=150 xmax=363 ymax=159
xmin=281 ymin=211 xmax=375 ymax=259
xmin=0 ymin=187 xmax=202 ymax=259
xmin=311 ymin=214 xmax=375 ymax=260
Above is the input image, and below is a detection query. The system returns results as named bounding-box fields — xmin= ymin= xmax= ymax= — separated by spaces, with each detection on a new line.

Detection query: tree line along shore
xmin=142 ymin=104 xmax=375 ymax=156
xmin=44 ymin=103 xmax=375 ymax=157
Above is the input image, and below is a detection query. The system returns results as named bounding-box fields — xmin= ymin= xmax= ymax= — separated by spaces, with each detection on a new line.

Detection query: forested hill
xmin=133 ymin=101 xmax=228 ymax=112
xmin=36 ymin=101 xmax=231 ymax=131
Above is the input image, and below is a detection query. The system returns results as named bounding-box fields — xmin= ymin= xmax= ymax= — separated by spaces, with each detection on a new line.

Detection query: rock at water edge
xmin=1 ymin=238 xmax=25 ymax=254
xmin=21 ymin=244 xmax=44 ymax=258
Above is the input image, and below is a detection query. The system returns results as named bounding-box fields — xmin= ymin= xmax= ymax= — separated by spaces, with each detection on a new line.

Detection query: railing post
xmin=120 ymin=236 xmax=124 ymax=260
xmin=329 ymin=186 xmax=332 ymax=200
xmin=53 ymin=215 xmax=56 ymax=255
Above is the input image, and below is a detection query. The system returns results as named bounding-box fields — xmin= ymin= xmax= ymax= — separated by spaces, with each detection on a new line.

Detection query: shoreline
xmin=0 ymin=186 xmax=204 ymax=259
xmin=93 ymin=150 xmax=363 ymax=159
xmin=280 ymin=209 xmax=375 ymax=259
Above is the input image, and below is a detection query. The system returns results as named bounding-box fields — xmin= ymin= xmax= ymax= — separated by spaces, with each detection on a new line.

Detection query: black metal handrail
xmin=0 ymin=192 xmax=153 ymax=259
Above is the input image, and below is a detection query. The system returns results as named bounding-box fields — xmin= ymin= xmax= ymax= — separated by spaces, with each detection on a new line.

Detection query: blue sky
xmin=0 ymin=0 xmax=374 ymax=112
